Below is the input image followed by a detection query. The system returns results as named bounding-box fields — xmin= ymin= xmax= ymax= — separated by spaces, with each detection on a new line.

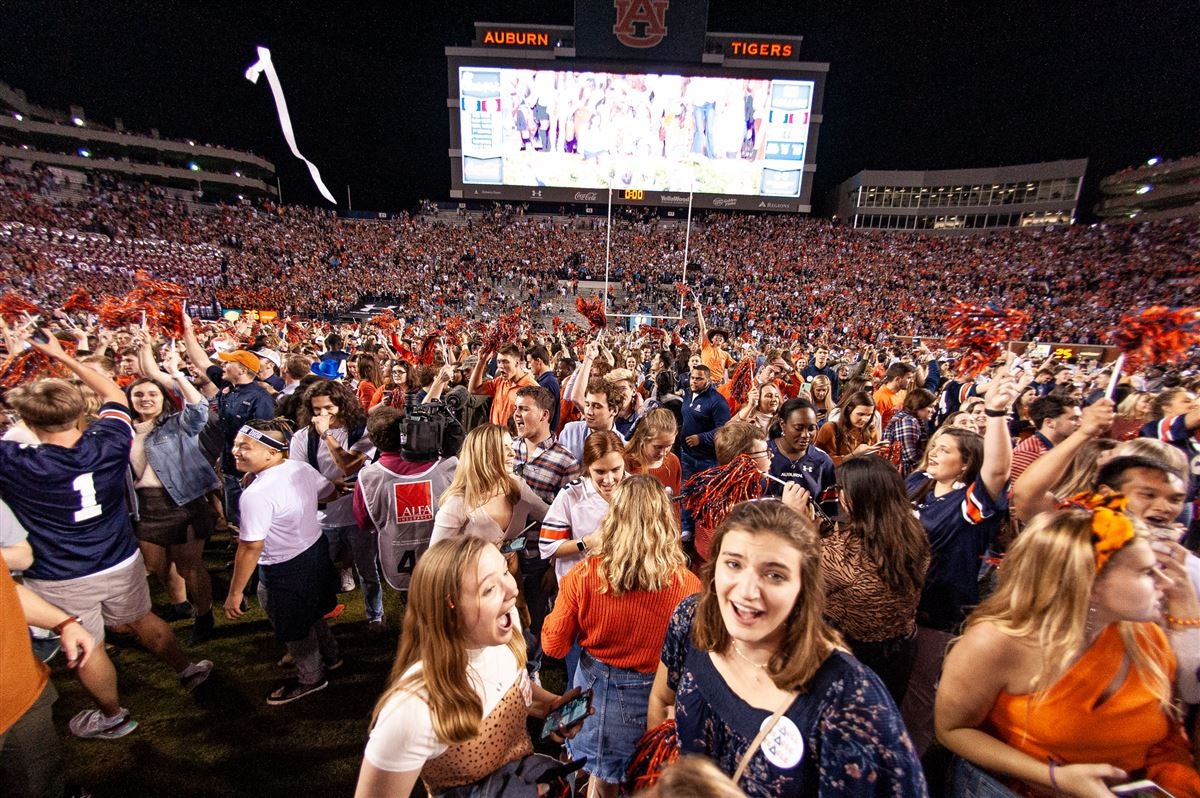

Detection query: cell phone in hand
xmin=500 ymin=535 xmax=526 ymax=554
xmin=540 ymin=689 xmax=592 ymax=740
xmin=1111 ymin=780 xmax=1176 ymax=798
xmin=31 ymin=328 xmax=49 ymax=344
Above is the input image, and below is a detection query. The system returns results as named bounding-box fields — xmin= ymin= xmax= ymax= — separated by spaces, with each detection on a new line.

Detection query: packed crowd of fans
xmin=1 ymin=158 xmax=1199 ymax=798
xmin=3 ymin=160 xmax=1199 ymax=349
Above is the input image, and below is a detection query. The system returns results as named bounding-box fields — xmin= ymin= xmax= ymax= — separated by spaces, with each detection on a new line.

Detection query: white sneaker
xmin=69 ymin=708 xmax=137 ymax=739
xmin=339 ymin=568 xmax=356 ymax=592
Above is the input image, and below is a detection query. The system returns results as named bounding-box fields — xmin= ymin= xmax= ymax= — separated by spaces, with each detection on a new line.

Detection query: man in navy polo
xmin=681 ymin=365 xmax=730 ymax=480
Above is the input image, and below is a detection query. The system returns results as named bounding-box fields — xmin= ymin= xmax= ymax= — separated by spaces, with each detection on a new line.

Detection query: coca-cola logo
xmin=574 ymin=191 xmax=599 ymax=201
xmin=712 ymin=197 xmax=738 ymax=207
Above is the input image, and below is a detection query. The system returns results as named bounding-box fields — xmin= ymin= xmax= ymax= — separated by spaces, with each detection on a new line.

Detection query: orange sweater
xmin=0 ymin=565 xmax=49 ymax=734
xmin=541 ymin=557 xmax=700 ymax=673
xmin=985 ymin=624 xmax=1200 ymax=797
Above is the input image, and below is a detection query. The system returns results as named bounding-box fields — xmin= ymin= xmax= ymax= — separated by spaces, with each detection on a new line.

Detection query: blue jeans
xmin=568 ymin=651 xmax=654 ymax=784
xmin=323 ymin=524 xmax=384 ymax=623
xmin=948 ymin=757 xmax=1019 ymax=797
xmin=224 ymin=473 xmax=243 ymax=527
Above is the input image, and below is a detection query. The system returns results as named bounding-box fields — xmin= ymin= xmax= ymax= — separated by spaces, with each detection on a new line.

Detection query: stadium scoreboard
xmin=447 ymin=21 xmax=828 ymax=213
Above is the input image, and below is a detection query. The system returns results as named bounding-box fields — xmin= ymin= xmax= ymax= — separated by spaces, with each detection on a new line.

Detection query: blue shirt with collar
xmin=681 ymin=384 xmax=730 ymax=461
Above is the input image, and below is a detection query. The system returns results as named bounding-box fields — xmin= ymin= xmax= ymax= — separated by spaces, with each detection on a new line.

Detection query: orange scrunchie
xmin=1058 ymin=491 xmax=1136 ymax=572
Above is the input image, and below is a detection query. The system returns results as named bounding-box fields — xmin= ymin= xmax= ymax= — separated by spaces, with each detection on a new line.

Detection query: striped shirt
xmin=1009 ymin=432 xmax=1052 ymax=486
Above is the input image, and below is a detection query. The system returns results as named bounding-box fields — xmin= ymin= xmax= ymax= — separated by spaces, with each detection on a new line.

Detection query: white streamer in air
xmin=245 ymin=46 xmax=336 ymax=204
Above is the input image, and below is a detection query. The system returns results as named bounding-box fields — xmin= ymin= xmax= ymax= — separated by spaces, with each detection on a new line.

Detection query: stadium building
xmin=0 ymin=81 xmax=277 ymax=202
xmin=1095 ymin=153 xmax=1200 ymax=222
xmin=834 ymin=158 xmax=1086 ymax=232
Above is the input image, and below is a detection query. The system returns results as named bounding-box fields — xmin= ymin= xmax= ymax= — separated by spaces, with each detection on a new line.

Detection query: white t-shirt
xmin=239 ymin=459 xmax=330 ymax=565
xmin=289 ymin=426 xmax=375 ymax=529
xmin=0 ymin=498 xmax=29 ymax=548
xmin=363 ymin=631 xmax=529 ymax=773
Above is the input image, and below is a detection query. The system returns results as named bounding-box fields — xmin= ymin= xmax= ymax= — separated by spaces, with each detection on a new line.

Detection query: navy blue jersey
xmin=0 ymin=402 xmax=138 ymax=580
xmin=936 ymin=380 xmax=976 ymax=425
xmin=765 ymin=439 xmax=838 ymax=518
xmin=906 ymin=471 xmax=1006 ymax=633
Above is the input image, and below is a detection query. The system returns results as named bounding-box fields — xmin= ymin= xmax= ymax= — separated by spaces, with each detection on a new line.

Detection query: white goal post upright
xmin=603 ymin=185 xmax=613 ymax=320
xmin=679 ymin=188 xmax=693 ymax=320
xmin=600 ymin=183 xmax=694 ymax=324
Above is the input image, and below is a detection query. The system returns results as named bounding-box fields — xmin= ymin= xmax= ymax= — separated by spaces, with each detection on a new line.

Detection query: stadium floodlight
xmin=1136 ymin=185 xmax=1152 ymax=195
xmin=71 ymin=116 xmax=84 ymax=126
xmin=188 ymin=161 xmax=201 ymax=172
xmin=1146 ymin=157 xmax=1160 ymax=166
xmin=77 ymin=148 xmax=91 ymax=157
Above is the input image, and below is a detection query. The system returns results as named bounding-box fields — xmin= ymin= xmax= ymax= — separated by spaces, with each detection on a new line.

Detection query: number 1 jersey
xmin=0 ymin=402 xmax=138 ymax=581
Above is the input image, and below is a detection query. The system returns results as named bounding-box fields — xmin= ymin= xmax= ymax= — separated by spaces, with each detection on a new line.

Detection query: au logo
xmin=613 ymin=0 xmax=669 ymax=48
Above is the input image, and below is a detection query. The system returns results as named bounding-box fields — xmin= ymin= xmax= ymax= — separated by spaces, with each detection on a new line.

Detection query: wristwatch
xmin=576 ymin=539 xmax=587 ymax=553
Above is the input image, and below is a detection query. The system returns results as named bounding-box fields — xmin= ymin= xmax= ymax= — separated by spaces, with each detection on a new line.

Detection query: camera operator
xmin=353 ymin=376 xmax=461 ymax=594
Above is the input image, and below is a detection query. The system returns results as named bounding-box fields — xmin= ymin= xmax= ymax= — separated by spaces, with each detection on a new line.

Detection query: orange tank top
xmin=985 ymin=624 xmax=1200 ymax=797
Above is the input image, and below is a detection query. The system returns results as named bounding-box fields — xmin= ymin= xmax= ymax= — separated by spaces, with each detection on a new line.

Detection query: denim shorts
xmin=567 ymin=650 xmax=654 ymax=784
xmin=948 ymin=756 xmax=1020 ymax=798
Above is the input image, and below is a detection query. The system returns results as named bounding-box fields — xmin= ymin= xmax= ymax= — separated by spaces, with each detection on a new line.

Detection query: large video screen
xmin=457 ymin=66 xmax=814 ymax=201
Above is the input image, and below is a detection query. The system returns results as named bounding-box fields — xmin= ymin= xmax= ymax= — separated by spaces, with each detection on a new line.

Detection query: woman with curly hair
xmin=290 ymin=379 xmax=380 ymax=630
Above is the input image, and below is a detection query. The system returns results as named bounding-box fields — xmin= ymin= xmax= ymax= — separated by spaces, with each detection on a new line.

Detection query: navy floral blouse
xmin=662 ymin=595 xmax=929 ymax=797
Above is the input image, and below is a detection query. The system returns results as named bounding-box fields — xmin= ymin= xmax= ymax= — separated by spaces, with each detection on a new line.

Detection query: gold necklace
xmin=730 ymin=640 xmax=770 ymax=670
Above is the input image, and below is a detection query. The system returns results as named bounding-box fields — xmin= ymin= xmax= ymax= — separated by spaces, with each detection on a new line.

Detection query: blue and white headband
xmin=237 ymin=425 xmax=289 ymax=452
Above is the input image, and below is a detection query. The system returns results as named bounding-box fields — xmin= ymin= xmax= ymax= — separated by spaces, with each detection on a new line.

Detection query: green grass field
xmin=49 ymin=533 xmax=566 ymax=797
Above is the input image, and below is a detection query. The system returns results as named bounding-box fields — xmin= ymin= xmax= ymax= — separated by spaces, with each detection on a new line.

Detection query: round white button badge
xmin=759 ymin=715 xmax=804 ymax=769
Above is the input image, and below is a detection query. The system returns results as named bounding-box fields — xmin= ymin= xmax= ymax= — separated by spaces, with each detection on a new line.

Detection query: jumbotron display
xmin=453 ymin=66 xmax=816 ymax=211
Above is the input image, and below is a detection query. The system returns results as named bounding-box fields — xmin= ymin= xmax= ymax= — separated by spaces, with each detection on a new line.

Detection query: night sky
xmin=3 ymin=1 xmax=1195 ymax=216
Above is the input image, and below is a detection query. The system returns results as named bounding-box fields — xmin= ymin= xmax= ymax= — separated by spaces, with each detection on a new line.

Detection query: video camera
xmin=399 ymin=397 xmax=464 ymax=462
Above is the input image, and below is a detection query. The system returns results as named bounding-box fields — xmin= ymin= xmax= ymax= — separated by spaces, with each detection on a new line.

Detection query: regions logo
xmin=613 ymin=0 xmax=669 ymax=49
xmin=758 ymin=201 xmax=793 ymax=210
xmin=574 ymin=191 xmax=599 ymax=201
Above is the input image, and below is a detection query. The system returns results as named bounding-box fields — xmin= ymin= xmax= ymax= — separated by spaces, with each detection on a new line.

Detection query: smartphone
xmin=500 ymin=535 xmax=526 ymax=554
xmin=540 ymin=689 xmax=593 ymax=740
xmin=1111 ymin=780 xmax=1176 ymax=798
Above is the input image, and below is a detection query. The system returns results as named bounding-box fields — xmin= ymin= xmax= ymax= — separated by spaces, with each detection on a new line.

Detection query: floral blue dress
xmin=662 ymin=595 xmax=929 ymax=797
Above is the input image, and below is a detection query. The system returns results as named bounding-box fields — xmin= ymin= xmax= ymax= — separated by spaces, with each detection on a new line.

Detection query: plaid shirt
xmin=882 ymin=411 xmax=928 ymax=477
xmin=513 ymin=435 xmax=580 ymax=505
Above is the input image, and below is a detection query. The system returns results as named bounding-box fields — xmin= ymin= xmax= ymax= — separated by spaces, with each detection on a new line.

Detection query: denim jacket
xmin=141 ymin=399 xmax=222 ymax=505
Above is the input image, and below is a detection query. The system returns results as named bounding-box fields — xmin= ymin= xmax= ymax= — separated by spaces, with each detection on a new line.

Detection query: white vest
xmin=358 ymin=457 xmax=458 ymax=590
